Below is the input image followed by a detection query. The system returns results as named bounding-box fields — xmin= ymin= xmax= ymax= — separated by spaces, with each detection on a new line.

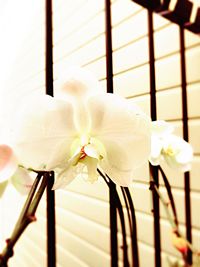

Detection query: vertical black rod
xmin=45 ymin=0 xmax=56 ymax=266
xmin=179 ymin=26 xmax=192 ymax=264
xmin=105 ymin=0 xmax=114 ymax=94
xmin=46 ymin=0 xmax=54 ymax=96
xmin=105 ymin=1 xmax=118 ymax=266
xmin=46 ymin=173 xmax=56 ymax=267
xmin=148 ymin=10 xmax=162 ymax=267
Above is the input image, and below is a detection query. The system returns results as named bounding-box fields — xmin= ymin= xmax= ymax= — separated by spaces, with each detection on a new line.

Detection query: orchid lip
xmin=79 ymin=146 xmax=87 ymax=160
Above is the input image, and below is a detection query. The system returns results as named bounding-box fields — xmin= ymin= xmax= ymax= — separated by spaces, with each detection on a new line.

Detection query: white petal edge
xmin=151 ymin=120 xmax=174 ymax=136
xmin=53 ymin=166 xmax=79 ymax=190
xmin=11 ymin=167 xmax=33 ymax=195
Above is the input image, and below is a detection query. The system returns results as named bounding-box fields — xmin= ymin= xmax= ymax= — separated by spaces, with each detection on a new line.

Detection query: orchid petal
xmin=56 ymin=67 xmax=103 ymax=133
xmin=87 ymin=93 xmax=151 ymax=186
xmin=173 ymin=138 xmax=193 ymax=164
xmin=151 ymin=120 xmax=174 ymax=136
xmin=84 ymin=144 xmax=101 ymax=160
xmin=149 ymin=136 xmax=163 ymax=166
xmin=79 ymin=157 xmax=99 ymax=183
xmin=46 ymin=138 xmax=76 ymax=170
xmin=99 ymin=141 xmax=134 ymax=186
xmin=11 ymin=167 xmax=33 ymax=195
xmin=162 ymin=135 xmax=193 ymax=172
xmin=57 ymin=66 xmax=102 ymax=102
xmin=53 ymin=167 xmax=78 ymax=190
xmin=11 ymin=95 xmax=77 ymax=170
xmin=0 ymin=145 xmax=18 ymax=183
xmin=73 ymin=102 xmax=91 ymax=134
xmin=52 ymin=152 xmax=82 ymax=189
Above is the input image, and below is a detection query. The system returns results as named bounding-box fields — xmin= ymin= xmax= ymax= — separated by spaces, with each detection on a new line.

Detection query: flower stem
xmin=98 ymin=169 xmax=132 ymax=267
xmin=158 ymin=165 xmax=179 ymax=228
xmin=149 ymin=167 xmax=198 ymax=257
xmin=121 ymin=187 xmax=139 ymax=267
xmin=0 ymin=172 xmax=49 ymax=266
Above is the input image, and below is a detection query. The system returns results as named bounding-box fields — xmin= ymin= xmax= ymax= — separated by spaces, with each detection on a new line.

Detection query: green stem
xmin=12 ymin=173 xmax=43 ymax=237
xmin=0 ymin=172 xmax=50 ymax=265
xmin=153 ymin=181 xmax=177 ymax=230
xmin=150 ymin=176 xmax=198 ymax=255
xmin=158 ymin=165 xmax=179 ymax=227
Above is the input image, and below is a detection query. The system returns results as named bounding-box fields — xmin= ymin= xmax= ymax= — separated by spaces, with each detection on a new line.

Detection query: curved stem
xmin=115 ymin=190 xmax=130 ymax=267
xmin=121 ymin=187 xmax=139 ymax=267
xmin=158 ymin=165 xmax=179 ymax=228
xmin=98 ymin=169 xmax=130 ymax=266
xmin=123 ymin=187 xmax=139 ymax=267
xmin=98 ymin=169 xmax=118 ymax=266
xmin=150 ymin=172 xmax=198 ymax=255
xmin=151 ymin=181 xmax=177 ymax=230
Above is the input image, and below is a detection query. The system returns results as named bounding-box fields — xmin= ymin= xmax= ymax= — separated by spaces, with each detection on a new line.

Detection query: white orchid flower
xmin=149 ymin=120 xmax=193 ymax=172
xmin=0 ymin=144 xmax=33 ymax=197
xmin=11 ymin=68 xmax=151 ymax=189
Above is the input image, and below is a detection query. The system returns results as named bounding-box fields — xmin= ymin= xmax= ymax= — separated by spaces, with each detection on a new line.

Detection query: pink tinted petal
xmin=56 ymin=66 xmax=102 ymax=102
xmin=0 ymin=145 xmax=18 ymax=183
xmin=56 ymin=67 xmax=103 ymax=133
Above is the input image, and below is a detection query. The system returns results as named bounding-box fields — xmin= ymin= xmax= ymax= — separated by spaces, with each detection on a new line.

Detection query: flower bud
xmin=171 ymin=232 xmax=188 ymax=254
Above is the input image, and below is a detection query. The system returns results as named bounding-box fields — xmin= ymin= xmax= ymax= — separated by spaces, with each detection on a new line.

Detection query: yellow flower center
xmin=163 ymin=145 xmax=175 ymax=157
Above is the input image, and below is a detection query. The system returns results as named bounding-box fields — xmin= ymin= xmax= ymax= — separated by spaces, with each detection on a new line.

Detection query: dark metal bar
xmin=105 ymin=1 xmax=118 ymax=266
xmin=105 ymin=0 xmax=114 ymax=94
xmin=45 ymin=0 xmax=56 ymax=266
xmin=179 ymin=26 xmax=192 ymax=264
xmin=108 ymin=181 xmax=119 ymax=267
xmin=131 ymin=0 xmax=200 ymax=34
xmin=148 ymin=10 xmax=162 ymax=267
xmin=46 ymin=0 xmax=54 ymax=97
xmin=148 ymin=10 xmax=157 ymax=121
xmin=46 ymin=172 xmax=56 ymax=267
